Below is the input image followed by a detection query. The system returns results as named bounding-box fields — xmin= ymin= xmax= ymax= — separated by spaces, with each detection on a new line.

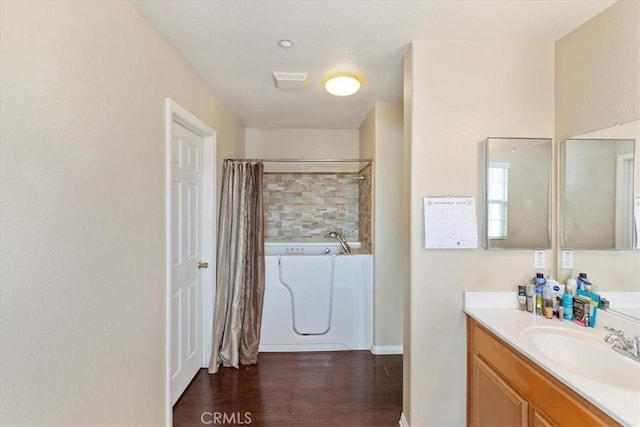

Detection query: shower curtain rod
xmin=224 ymin=158 xmax=373 ymax=163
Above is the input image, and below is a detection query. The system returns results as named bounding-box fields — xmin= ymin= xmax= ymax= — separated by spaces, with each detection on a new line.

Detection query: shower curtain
xmin=209 ymin=160 xmax=265 ymax=373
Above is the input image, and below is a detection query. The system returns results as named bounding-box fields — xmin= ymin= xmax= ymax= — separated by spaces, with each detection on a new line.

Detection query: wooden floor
xmin=173 ymin=351 xmax=403 ymax=426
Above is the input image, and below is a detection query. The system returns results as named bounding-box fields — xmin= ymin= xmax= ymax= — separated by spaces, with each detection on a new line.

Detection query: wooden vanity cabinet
xmin=466 ymin=316 xmax=620 ymax=427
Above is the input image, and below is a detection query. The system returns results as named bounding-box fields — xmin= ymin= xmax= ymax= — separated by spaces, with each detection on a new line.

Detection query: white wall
xmin=555 ymin=0 xmax=639 ymax=289
xmin=0 ymin=2 xmax=244 ymax=425
xmin=359 ymin=102 xmax=404 ymax=351
xmin=403 ymin=41 xmax=554 ymax=426
xmin=245 ymin=128 xmax=359 ymax=172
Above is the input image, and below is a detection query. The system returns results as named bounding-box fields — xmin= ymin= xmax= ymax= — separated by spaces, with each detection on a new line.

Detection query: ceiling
xmin=132 ymin=0 xmax=615 ymax=130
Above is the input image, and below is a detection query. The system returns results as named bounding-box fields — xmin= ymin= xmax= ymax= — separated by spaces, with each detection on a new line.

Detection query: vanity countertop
xmin=464 ymin=292 xmax=640 ymax=427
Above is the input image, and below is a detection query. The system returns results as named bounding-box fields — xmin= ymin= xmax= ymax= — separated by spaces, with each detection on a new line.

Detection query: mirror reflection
xmin=485 ymin=137 xmax=552 ymax=250
xmin=561 ymin=138 xmax=636 ymax=250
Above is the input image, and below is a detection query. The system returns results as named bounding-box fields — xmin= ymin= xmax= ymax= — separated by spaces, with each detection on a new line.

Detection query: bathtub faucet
xmin=325 ymin=231 xmax=351 ymax=254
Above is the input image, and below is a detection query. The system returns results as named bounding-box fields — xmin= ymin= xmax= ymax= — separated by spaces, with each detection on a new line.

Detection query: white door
xmin=615 ymin=153 xmax=634 ymax=248
xmin=170 ymin=121 xmax=205 ymax=404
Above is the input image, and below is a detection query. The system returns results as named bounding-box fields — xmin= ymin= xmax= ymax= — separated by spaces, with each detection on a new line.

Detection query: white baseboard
xmin=371 ymin=345 xmax=403 ymax=355
xmin=399 ymin=412 xmax=409 ymax=427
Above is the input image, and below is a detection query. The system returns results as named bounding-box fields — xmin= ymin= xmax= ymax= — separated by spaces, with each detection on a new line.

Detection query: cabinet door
xmin=531 ymin=409 xmax=555 ymax=427
xmin=471 ymin=354 xmax=528 ymax=427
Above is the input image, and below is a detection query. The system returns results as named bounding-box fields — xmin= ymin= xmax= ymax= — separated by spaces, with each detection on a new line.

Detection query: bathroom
xmin=2 ymin=1 xmax=639 ymax=426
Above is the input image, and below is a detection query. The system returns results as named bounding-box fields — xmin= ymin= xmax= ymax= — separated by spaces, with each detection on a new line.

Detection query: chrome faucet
xmin=325 ymin=231 xmax=351 ymax=254
xmin=604 ymin=326 xmax=640 ymax=362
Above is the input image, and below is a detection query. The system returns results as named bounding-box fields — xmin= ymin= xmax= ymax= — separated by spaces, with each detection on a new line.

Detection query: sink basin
xmin=521 ymin=326 xmax=640 ymax=392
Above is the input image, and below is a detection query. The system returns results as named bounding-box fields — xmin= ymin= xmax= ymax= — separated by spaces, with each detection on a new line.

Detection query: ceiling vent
xmin=273 ymin=72 xmax=308 ymax=91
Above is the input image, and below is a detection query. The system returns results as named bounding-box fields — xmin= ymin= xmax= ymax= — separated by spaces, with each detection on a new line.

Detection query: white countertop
xmin=464 ymin=292 xmax=640 ymax=427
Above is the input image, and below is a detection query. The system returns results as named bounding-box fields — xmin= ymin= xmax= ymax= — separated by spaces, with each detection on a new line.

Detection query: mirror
xmin=558 ymin=121 xmax=639 ymax=322
xmin=561 ymin=138 xmax=636 ymax=250
xmin=484 ymin=137 xmax=552 ymax=250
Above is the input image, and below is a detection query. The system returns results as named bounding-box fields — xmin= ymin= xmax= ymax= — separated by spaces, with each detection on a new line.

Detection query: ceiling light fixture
xmin=324 ymin=74 xmax=361 ymax=96
xmin=279 ymin=39 xmax=294 ymax=49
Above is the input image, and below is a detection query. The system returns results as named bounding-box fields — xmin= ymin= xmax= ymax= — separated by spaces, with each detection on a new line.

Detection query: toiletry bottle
xmin=534 ymin=273 xmax=546 ymax=316
xmin=577 ymin=272 xmax=591 ymax=292
xmin=566 ymin=271 xmax=577 ymax=294
xmin=546 ymin=272 xmax=561 ymax=318
xmin=562 ymin=283 xmax=573 ymax=321
xmin=518 ymin=285 xmax=526 ymax=311
xmin=543 ymin=284 xmax=553 ymax=319
xmin=557 ymin=296 xmax=563 ymax=320
xmin=526 ymin=284 xmax=535 ymax=313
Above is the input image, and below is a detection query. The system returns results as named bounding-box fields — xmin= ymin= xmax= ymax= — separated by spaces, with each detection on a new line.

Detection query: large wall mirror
xmin=484 ymin=137 xmax=552 ymax=250
xmin=561 ymin=138 xmax=636 ymax=250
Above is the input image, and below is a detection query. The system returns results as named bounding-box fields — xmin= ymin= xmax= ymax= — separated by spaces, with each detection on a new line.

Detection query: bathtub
xmin=259 ymin=242 xmax=372 ymax=352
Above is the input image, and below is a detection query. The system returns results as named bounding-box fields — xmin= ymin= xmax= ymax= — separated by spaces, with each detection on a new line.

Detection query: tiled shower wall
xmin=264 ymin=172 xmax=370 ymax=242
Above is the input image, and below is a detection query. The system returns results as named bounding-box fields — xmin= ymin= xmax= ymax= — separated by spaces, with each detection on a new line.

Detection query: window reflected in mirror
xmin=485 ymin=138 xmax=552 ymax=250
xmin=487 ymin=162 xmax=509 ymax=240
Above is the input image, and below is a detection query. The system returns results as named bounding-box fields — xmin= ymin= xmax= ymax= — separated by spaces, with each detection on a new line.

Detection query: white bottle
xmin=547 ymin=272 xmax=563 ymax=318
xmin=566 ymin=271 xmax=577 ymax=295
xmin=546 ymin=271 xmax=560 ymax=288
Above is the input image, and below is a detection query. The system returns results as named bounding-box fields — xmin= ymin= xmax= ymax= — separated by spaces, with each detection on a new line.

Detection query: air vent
xmin=273 ymin=72 xmax=308 ymax=91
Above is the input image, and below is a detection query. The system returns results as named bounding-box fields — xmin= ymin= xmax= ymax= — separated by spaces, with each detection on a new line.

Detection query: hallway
xmin=173 ymin=351 xmax=403 ymax=426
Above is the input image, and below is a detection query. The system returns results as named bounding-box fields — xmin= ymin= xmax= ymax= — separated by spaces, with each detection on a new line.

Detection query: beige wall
xmin=245 ymin=128 xmax=359 ymax=172
xmin=555 ymin=0 xmax=639 ymax=289
xmin=0 ymin=1 xmax=244 ymax=425
xmin=359 ymin=102 xmax=404 ymax=350
xmin=555 ymin=0 xmax=639 ymax=140
xmin=403 ymin=41 xmax=554 ymax=426
xmin=402 ymin=49 xmax=414 ymax=424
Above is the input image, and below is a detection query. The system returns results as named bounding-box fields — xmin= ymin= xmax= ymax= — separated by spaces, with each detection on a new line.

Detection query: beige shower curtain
xmin=209 ymin=160 xmax=265 ymax=373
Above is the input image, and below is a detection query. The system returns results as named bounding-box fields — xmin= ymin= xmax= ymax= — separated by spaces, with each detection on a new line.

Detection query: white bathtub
xmin=259 ymin=242 xmax=372 ymax=352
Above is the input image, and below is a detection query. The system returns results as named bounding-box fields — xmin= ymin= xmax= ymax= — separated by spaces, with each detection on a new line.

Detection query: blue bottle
xmin=562 ymin=284 xmax=574 ymax=321
xmin=577 ymin=272 xmax=591 ymax=292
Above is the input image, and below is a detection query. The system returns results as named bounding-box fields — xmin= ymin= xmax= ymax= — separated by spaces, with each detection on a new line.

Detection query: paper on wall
xmin=424 ymin=196 xmax=478 ymax=249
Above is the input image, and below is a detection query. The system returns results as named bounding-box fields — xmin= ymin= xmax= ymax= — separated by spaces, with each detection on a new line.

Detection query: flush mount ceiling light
xmin=324 ymin=74 xmax=361 ymax=96
xmin=278 ymin=39 xmax=294 ymax=49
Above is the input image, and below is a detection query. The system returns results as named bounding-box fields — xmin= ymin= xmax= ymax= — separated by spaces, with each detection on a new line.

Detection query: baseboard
xmin=399 ymin=412 xmax=409 ymax=427
xmin=370 ymin=345 xmax=403 ymax=355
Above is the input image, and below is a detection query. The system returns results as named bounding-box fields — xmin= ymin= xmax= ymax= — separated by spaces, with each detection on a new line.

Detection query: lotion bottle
xmin=546 ymin=272 xmax=562 ymax=318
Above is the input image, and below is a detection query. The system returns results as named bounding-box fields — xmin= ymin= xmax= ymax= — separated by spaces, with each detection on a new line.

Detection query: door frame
xmin=615 ymin=152 xmax=634 ymax=248
xmin=164 ymin=98 xmax=217 ymax=423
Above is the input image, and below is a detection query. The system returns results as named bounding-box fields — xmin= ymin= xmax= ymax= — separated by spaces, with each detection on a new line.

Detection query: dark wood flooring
xmin=173 ymin=351 xmax=403 ymax=427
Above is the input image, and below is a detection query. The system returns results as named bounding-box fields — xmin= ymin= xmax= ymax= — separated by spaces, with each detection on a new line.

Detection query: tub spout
xmin=324 ymin=231 xmax=351 ymax=254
